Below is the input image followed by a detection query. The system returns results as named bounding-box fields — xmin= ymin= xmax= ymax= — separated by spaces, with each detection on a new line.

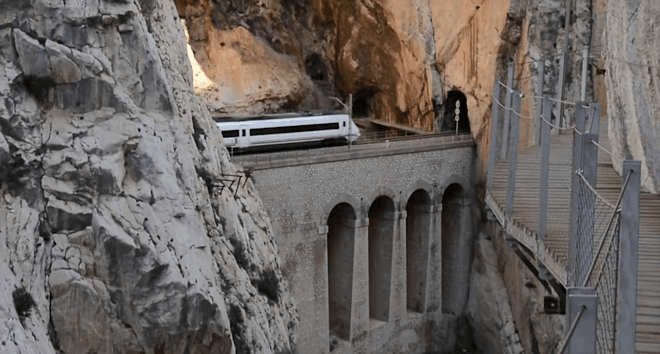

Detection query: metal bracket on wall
xmin=511 ymin=244 xmax=567 ymax=314
xmin=213 ymin=169 xmax=252 ymax=197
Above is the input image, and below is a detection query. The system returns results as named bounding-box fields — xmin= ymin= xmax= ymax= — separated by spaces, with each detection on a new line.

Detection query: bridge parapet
xmin=232 ymin=133 xmax=473 ymax=170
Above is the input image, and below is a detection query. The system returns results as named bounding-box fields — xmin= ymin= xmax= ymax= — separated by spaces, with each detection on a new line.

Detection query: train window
xmin=343 ymin=122 xmax=346 ymax=127
xmin=242 ymin=129 xmax=246 ymax=136
xmin=222 ymin=130 xmax=239 ymax=138
xmin=251 ymin=123 xmax=340 ymax=136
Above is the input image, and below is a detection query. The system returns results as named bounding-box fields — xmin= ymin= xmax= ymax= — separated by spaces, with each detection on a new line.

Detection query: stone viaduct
xmin=233 ymin=134 xmax=478 ymax=354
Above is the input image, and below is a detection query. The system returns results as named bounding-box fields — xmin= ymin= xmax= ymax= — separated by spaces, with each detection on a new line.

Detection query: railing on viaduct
xmin=485 ymin=61 xmax=641 ymax=354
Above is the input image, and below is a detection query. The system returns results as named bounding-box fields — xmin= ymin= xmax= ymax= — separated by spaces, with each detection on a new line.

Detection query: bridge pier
xmin=425 ymin=204 xmax=443 ymax=314
xmin=350 ymin=218 xmax=370 ymax=342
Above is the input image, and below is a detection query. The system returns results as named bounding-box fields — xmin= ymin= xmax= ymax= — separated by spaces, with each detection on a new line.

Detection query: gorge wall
xmin=3 ymin=0 xmax=660 ymax=353
xmin=177 ymin=0 xmax=515 ymax=142
xmin=604 ymin=0 xmax=660 ymax=193
xmin=0 ymin=0 xmax=297 ymax=353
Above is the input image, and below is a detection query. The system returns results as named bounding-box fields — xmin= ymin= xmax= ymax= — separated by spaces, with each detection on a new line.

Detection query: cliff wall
xmin=0 ymin=0 xmax=297 ymax=353
xmin=604 ymin=0 xmax=660 ymax=193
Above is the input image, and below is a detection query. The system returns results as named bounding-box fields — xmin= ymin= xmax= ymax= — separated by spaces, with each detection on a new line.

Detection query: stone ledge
xmin=234 ymin=135 xmax=475 ymax=171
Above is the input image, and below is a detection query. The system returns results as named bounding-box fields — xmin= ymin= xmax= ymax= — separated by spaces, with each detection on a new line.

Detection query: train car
xmin=213 ymin=112 xmax=360 ymax=151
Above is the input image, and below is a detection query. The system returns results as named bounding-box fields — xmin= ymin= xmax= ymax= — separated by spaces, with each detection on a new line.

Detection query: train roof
xmin=212 ymin=111 xmax=347 ymax=123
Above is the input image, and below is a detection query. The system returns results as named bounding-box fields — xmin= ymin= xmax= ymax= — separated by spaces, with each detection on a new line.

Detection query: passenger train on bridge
xmin=213 ymin=111 xmax=360 ymax=151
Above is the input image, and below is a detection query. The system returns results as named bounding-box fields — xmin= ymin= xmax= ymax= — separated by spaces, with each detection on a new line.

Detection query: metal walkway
xmin=487 ymin=115 xmax=660 ymax=353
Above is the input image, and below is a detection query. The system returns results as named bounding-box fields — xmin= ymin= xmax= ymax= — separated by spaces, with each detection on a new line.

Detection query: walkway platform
xmin=486 ymin=116 xmax=660 ymax=353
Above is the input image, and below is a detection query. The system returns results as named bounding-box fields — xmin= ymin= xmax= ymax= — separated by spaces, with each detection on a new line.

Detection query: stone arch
xmin=440 ymin=90 xmax=471 ymax=133
xmin=321 ymin=193 xmax=363 ymax=226
xmin=364 ymin=186 xmax=400 ymax=214
xmin=367 ymin=195 xmax=396 ymax=322
xmin=405 ymin=188 xmax=433 ymax=313
xmin=435 ymin=174 xmax=474 ymax=205
xmin=402 ymin=180 xmax=435 ymax=205
xmin=326 ymin=202 xmax=358 ymax=340
xmin=440 ymin=180 xmax=474 ymax=315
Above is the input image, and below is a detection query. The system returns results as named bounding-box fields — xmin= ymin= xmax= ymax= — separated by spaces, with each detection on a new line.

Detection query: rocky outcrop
xmin=431 ymin=0 xmax=511 ymax=161
xmin=604 ymin=0 xmax=660 ymax=193
xmin=178 ymin=0 xmax=441 ymax=130
xmin=467 ymin=233 xmax=525 ymax=354
xmin=0 ymin=0 xmax=297 ymax=353
xmin=487 ymin=227 xmax=565 ymax=354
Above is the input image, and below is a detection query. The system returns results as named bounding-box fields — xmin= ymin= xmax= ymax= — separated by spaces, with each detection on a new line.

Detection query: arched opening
xmin=327 ymin=203 xmax=357 ymax=340
xmin=406 ymin=189 xmax=432 ymax=313
xmin=441 ymin=183 xmax=472 ymax=315
xmin=352 ymin=89 xmax=376 ymax=118
xmin=368 ymin=196 xmax=395 ymax=322
xmin=441 ymin=90 xmax=471 ymax=133
xmin=305 ymin=53 xmax=327 ymax=82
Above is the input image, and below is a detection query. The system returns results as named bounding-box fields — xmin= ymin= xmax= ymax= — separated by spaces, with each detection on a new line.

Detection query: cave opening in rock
xmin=441 ymin=183 xmax=470 ymax=315
xmin=305 ymin=53 xmax=327 ymax=82
xmin=441 ymin=90 xmax=471 ymax=133
xmin=406 ymin=189 xmax=432 ymax=313
xmin=352 ymin=89 xmax=375 ymax=118
xmin=368 ymin=196 xmax=395 ymax=323
xmin=327 ymin=203 xmax=356 ymax=341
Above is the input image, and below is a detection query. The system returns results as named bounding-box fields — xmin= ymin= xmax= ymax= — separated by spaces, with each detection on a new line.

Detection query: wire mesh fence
xmin=487 ymin=59 xmax=641 ymax=354
xmin=574 ymin=173 xmax=619 ymax=286
xmin=533 ymin=111 xmax=575 ymax=265
xmin=595 ymin=215 xmax=620 ymax=354
xmin=574 ymin=172 xmax=622 ymax=354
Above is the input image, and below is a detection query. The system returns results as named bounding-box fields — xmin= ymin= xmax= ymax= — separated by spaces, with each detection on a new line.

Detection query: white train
xmin=214 ymin=112 xmax=360 ymax=150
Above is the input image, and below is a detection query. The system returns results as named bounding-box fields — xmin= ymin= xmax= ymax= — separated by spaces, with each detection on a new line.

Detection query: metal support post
xmin=587 ymin=103 xmax=601 ymax=135
xmin=556 ymin=51 xmax=567 ymax=130
xmin=565 ymin=287 xmax=597 ymax=354
xmin=534 ymin=58 xmax=546 ymax=143
xmin=618 ymin=160 xmax=641 ymax=354
xmin=506 ymin=91 xmax=522 ymax=216
xmin=581 ymin=47 xmax=589 ymax=101
xmin=487 ymin=78 xmax=501 ymax=191
xmin=568 ymin=102 xmax=588 ymax=286
xmin=538 ymin=96 xmax=552 ymax=242
xmin=500 ymin=62 xmax=515 ymax=159
xmin=582 ymin=132 xmax=599 ymax=189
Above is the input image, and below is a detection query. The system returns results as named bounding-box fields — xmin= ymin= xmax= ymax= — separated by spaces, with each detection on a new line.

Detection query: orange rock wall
xmin=176 ymin=0 xmax=511 ymax=136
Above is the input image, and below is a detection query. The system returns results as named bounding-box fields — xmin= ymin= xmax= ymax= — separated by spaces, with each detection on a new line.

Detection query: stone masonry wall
xmin=237 ymin=143 xmax=476 ymax=353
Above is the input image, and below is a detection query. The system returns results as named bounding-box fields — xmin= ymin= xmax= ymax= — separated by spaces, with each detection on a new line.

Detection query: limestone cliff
xmin=604 ymin=0 xmax=660 ymax=193
xmin=0 ymin=0 xmax=297 ymax=353
xmin=177 ymin=0 xmax=469 ymax=131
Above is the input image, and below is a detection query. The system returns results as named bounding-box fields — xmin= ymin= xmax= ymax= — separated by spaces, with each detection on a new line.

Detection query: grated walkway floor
xmin=488 ymin=116 xmax=660 ymax=353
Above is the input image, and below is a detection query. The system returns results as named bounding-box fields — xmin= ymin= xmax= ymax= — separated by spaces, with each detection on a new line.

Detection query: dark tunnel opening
xmin=441 ymin=90 xmax=471 ymax=133
xmin=352 ymin=89 xmax=376 ymax=118
xmin=305 ymin=53 xmax=327 ymax=82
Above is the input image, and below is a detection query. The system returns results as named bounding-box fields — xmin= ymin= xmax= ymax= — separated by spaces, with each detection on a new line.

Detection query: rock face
xmin=467 ymin=233 xmax=525 ymax=354
xmin=604 ymin=0 xmax=660 ymax=193
xmin=431 ymin=0 xmax=511 ymax=162
xmin=0 ymin=0 xmax=297 ymax=353
xmin=468 ymin=229 xmax=565 ymax=354
xmin=177 ymin=0 xmax=468 ymax=131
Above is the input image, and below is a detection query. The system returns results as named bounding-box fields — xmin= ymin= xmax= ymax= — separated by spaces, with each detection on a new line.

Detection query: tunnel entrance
xmin=406 ymin=190 xmax=432 ymax=313
xmin=441 ymin=90 xmax=471 ymax=133
xmin=441 ymin=183 xmax=472 ymax=315
xmin=352 ymin=89 xmax=376 ymax=118
xmin=305 ymin=53 xmax=327 ymax=82
xmin=327 ymin=203 xmax=357 ymax=340
xmin=368 ymin=196 xmax=395 ymax=322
